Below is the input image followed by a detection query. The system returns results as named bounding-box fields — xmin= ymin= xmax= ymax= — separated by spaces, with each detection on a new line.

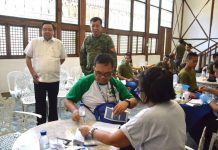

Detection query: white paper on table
xmin=186 ymin=99 xmax=203 ymax=107
xmin=65 ymin=128 xmax=84 ymax=144
xmin=92 ymin=121 xmax=120 ymax=133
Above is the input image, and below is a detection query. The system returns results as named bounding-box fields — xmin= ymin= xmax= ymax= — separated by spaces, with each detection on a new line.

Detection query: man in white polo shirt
xmin=24 ymin=21 xmax=66 ymax=125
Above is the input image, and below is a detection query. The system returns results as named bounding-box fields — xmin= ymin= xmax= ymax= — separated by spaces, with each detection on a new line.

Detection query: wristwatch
xmin=88 ymin=128 xmax=98 ymax=139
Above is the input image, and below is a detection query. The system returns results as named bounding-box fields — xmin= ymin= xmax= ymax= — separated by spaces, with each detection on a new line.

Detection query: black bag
xmin=207 ymin=76 xmax=216 ymax=82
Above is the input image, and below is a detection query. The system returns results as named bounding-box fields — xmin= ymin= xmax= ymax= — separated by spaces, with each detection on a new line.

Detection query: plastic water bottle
xmin=79 ymin=103 xmax=86 ymax=124
xmin=39 ymin=130 xmax=49 ymax=150
xmin=201 ymin=70 xmax=206 ymax=79
xmin=173 ymin=74 xmax=178 ymax=87
xmin=175 ymin=83 xmax=183 ymax=100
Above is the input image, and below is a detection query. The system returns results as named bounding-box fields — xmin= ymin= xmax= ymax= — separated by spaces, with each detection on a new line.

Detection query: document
xmin=104 ymin=106 xmax=128 ymax=123
xmin=186 ymin=99 xmax=203 ymax=107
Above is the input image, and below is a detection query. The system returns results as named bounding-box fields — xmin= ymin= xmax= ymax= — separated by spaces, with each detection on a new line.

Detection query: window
xmin=0 ymin=25 xmax=7 ymax=56
xmin=150 ymin=0 xmax=160 ymax=7
xmin=86 ymin=0 xmax=105 ymax=26
xmin=10 ymin=26 xmax=24 ymax=56
xmin=109 ymin=34 xmax=118 ymax=52
xmin=61 ymin=30 xmax=76 ymax=55
xmin=132 ymin=36 xmax=144 ymax=54
xmin=62 ymin=0 xmax=79 ymax=24
xmin=149 ymin=6 xmax=159 ymax=34
xmin=85 ymin=32 xmax=92 ymax=37
xmin=160 ymin=10 xmax=172 ymax=28
xmin=119 ymin=35 xmax=128 ymax=54
xmin=162 ymin=0 xmax=173 ymax=11
xmin=0 ymin=0 xmax=56 ymax=21
xmin=133 ymin=1 xmax=146 ymax=32
xmin=160 ymin=0 xmax=173 ymax=28
xmin=148 ymin=38 xmax=157 ymax=54
xmin=27 ymin=27 xmax=40 ymax=43
xmin=109 ymin=0 xmax=131 ymax=30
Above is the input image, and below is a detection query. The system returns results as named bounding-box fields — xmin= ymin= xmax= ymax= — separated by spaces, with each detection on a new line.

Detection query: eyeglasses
xmin=95 ymin=71 xmax=112 ymax=78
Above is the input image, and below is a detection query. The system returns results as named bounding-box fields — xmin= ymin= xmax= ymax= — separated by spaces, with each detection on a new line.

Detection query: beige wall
xmin=0 ymin=55 xmax=160 ymax=92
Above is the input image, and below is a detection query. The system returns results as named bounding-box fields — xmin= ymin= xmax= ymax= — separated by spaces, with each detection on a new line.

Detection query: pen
xmin=83 ymin=144 xmax=97 ymax=147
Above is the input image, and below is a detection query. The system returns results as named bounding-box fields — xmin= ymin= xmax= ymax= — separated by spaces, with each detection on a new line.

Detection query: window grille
xmin=0 ymin=25 xmax=7 ymax=56
xmin=61 ymin=30 xmax=76 ymax=55
xmin=28 ymin=27 xmax=40 ymax=43
xmin=10 ymin=26 xmax=24 ymax=56
xmin=120 ymin=35 xmax=128 ymax=54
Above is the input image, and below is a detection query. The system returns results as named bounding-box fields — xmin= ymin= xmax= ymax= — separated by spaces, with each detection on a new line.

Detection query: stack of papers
xmin=186 ymin=99 xmax=203 ymax=107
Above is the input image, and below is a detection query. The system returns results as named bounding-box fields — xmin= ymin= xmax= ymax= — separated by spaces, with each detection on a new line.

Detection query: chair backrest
xmin=7 ymin=71 xmax=26 ymax=98
xmin=209 ymin=130 xmax=218 ymax=150
xmin=7 ymin=71 xmax=34 ymax=100
xmin=60 ymin=68 xmax=70 ymax=90
xmin=198 ymin=126 xmax=207 ymax=150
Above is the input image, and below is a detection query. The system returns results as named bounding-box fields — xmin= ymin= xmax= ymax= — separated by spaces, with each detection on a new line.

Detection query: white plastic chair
xmin=0 ymin=96 xmax=41 ymax=150
xmin=7 ymin=71 xmax=35 ymax=112
xmin=58 ymin=68 xmax=71 ymax=118
xmin=185 ymin=127 xmax=207 ymax=150
xmin=209 ymin=130 xmax=218 ymax=150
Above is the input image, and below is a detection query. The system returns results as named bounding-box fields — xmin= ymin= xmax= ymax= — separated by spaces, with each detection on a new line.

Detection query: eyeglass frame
xmin=94 ymin=71 xmax=112 ymax=78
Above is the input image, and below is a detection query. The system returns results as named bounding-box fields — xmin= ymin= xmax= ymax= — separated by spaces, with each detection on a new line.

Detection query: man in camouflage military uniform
xmin=80 ymin=17 xmax=117 ymax=75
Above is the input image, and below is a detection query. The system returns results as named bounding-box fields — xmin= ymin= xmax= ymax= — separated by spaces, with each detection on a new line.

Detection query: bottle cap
xmin=40 ymin=130 xmax=47 ymax=136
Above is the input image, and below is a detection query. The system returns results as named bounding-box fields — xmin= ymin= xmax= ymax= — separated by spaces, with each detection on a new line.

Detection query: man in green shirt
xmin=156 ymin=54 xmax=170 ymax=71
xmin=65 ymin=53 xmax=137 ymax=122
xmin=207 ymin=53 xmax=218 ymax=79
xmin=175 ymin=39 xmax=186 ymax=68
xmin=80 ymin=17 xmax=117 ymax=75
xmin=178 ymin=52 xmax=199 ymax=92
xmin=180 ymin=43 xmax=193 ymax=69
xmin=117 ymin=53 xmax=139 ymax=99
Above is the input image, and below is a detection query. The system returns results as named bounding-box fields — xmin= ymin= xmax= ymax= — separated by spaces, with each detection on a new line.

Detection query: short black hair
xmin=42 ymin=21 xmax=55 ymax=30
xmin=94 ymin=53 xmax=114 ymax=67
xmin=179 ymin=38 xmax=185 ymax=44
xmin=125 ymin=52 xmax=132 ymax=58
xmin=186 ymin=52 xmax=198 ymax=60
xmin=213 ymin=53 xmax=218 ymax=59
xmin=186 ymin=43 xmax=192 ymax=48
xmin=139 ymin=67 xmax=175 ymax=103
xmin=214 ymin=60 xmax=218 ymax=69
xmin=165 ymin=54 xmax=170 ymax=58
xmin=90 ymin=17 xmax=102 ymax=25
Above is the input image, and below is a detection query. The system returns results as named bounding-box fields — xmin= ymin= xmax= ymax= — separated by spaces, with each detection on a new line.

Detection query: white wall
xmin=0 ymin=55 xmax=161 ymax=92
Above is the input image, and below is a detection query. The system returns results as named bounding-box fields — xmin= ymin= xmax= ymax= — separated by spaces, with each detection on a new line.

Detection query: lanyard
xmin=97 ymin=82 xmax=109 ymax=102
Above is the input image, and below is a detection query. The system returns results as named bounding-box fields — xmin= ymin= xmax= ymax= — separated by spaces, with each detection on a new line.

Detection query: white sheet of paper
xmin=186 ymin=99 xmax=203 ymax=106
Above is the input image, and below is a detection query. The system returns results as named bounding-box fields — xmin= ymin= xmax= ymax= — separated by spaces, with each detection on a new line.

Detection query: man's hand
xmin=79 ymin=125 xmax=92 ymax=137
xmin=199 ymin=86 xmax=208 ymax=92
xmin=72 ymin=109 xmax=80 ymax=122
xmin=31 ymin=71 xmax=39 ymax=83
xmin=112 ymin=101 xmax=128 ymax=116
